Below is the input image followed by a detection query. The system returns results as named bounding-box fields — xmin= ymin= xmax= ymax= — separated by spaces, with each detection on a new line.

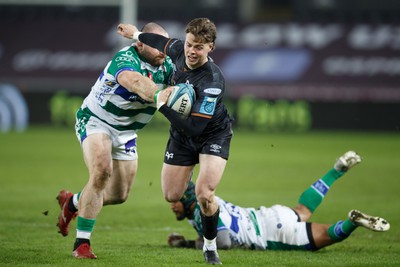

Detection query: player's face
xmin=137 ymin=29 xmax=169 ymax=67
xmin=170 ymin=201 xmax=186 ymax=221
xmin=184 ymin=33 xmax=213 ymax=70
xmin=138 ymin=42 xmax=166 ymax=67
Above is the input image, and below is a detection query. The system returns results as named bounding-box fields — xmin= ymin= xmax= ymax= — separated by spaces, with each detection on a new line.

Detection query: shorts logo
xmin=210 ymin=144 xmax=221 ymax=153
xmin=165 ymin=151 xmax=174 ymax=160
xmin=125 ymin=138 xmax=136 ymax=155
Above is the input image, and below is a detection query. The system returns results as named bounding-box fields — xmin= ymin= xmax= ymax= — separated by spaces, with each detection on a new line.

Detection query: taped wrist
xmin=154 ymin=89 xmax=161 ymax=102
xmin=133 ymin=31 xmax=142 ymax=40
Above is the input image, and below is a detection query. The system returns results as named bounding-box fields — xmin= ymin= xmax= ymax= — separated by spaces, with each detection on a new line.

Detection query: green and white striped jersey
xmin=79 ymin=45 xmax=174 ymax=131
xmin=189 ymin=196 xmax=267 ymax=250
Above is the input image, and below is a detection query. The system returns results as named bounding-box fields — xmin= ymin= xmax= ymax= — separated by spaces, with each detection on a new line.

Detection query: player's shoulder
xmin=115 ymin=45 xmax=138 ymax=56
xmin=215 ymin=196 xmax=229 ymax=206
xmin=205 ymin=60 xmax=225 ymax=81
xmin=111 ymin=45 xmax=140 ymax=65
xmin=163 ymin=56 xmax=175 ymax=68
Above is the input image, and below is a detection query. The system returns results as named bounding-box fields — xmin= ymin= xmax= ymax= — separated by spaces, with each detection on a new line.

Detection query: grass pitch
xmin=0 ymin=126 xmax=399 ymax=266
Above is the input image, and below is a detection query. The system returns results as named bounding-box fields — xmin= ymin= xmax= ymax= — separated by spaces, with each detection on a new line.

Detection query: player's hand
xmin=156 ymin=87 xmax=173 ymax=109
xmin=168 ymin=233 xmax=187 ymax=247
xmin=117 ymin=23 xmax=138 ymax=39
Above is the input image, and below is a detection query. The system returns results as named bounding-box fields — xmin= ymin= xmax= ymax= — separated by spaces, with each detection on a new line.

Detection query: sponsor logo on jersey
xmin=200 ymin=96 xmax=217 ymax=115
xmin=105 ymin=80 xmax=116 ymax=87
xmin=204 ymin=88 xmax=222 ymax=95
xmin=115 ymin=50 xmax=137 ymax=63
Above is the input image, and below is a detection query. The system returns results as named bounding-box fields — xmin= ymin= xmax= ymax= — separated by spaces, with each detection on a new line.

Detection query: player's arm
xmin=168 ymin=233 xmax=203 ymax=249
xmin=156 ymin=82 xmax=222 ymax=136
xmin=168 ymin=230 xmax=231 ymax=250
xmin=117 ymin=70 xmax=159 ymax=103
xmin=156 ymin=88 xmax=209 ymax=136
xmin=158 ymin=104 xmax=209 ymax=136
xmin=117 ymin=23 xmax=182 ymax=59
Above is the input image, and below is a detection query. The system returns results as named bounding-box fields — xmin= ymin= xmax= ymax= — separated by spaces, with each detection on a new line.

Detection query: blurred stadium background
xmin=1 ymin=2 xmax=399 ymax=265
xmin=0 ymin=0 xmax=399 ymax=132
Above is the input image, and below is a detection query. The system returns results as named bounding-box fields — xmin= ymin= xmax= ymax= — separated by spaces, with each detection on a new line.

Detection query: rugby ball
xmin=166 ymin=83 xmax=196 ymax=117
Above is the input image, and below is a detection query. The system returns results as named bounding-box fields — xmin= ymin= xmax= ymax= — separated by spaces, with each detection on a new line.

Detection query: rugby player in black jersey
xmin=118 ymin=18 xmax=232 ymax=265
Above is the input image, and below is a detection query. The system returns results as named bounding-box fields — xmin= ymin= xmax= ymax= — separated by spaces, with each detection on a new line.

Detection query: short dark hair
xmin=141 ymin=22 xmax=167 ymax=35
xmin=185 ymin=18 xmax=217 ymax=45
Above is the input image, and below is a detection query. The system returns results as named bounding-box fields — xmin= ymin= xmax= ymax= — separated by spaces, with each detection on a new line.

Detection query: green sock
xmin=298 ymin=168 xmax=345 ymax=212
xmin=328 ymin=219 xmax=357 ymax=242
xmin=76 ymin=216 xmax=96 ymax=239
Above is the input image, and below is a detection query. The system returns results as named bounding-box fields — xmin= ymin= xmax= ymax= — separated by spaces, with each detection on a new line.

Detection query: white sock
xmin=76 ymin=230 xmax=91 ymax=240
xmin=203 ymin=237 xmax=217 ymax=252
xmin=73 ymin=193 xmax=79 ymax=209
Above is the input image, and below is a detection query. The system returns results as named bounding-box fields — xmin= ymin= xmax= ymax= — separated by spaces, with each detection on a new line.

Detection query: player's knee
xmin=118 ymin=187 xmax=131 ymax=203
xmin=103 ymin=187 xmax=130 ymax=205
xmin=293 ymin=204 xmax=313 ymax=221
xmin=91 ymin=165 xmax=112 ymax=190
xmin=163 ymin=191 xmax=181 ymax=203
xmin=110 ymin=193 xmax=129 ymax=204
xmin=196 ymin=191 xmax=214 ymax=208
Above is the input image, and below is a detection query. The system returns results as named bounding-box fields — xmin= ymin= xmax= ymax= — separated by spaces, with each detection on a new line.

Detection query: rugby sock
xmin=203 ymin=237 xmax=217 ymax=251
xmin=201 ymin=209 xmax=219 ymax=251
xmin=298 ymin=168 xmax=345 ymax=212
xmin=74 ymin=216 xmax=96 ymax=250
xmin=327 ymin=219 xmax=357 ymax=242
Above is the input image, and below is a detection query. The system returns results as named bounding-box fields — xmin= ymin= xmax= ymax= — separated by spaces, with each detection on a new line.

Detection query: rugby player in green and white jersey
xmin=55 ymin=22 xmax=174 ymax=259
xmin=168 ymin=151 xmax=390 ymax=251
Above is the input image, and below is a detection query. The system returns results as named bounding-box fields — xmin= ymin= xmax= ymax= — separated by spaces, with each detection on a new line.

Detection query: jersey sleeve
xmin=158 ymin=104 xmax=209 ymax=136
xmin=138 ymin=33 xmax=183 ymax=61
xmin=191 ymin=80 xmax=224 ymax=119
xmin=158 ymin=80 xmax=224 ymax=136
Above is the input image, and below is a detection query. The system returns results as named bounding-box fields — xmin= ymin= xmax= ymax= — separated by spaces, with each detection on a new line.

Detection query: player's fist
xmin=168 ymin=233 xmax=187 ymax=247
xmin=117 ymin=24 xmax=138 ymax=39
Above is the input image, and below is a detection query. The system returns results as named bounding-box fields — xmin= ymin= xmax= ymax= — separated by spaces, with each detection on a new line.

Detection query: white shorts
xmin=75 ymin=113 xmax=138 ymax=161
xmin=259 ymin=205 xmax=314 ymax=250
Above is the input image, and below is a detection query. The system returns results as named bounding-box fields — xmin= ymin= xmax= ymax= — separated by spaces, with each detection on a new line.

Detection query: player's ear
xmin=136 ymin=41 xmax=144 ymax=50
xmin=209 ymin=42 xmax=215 ymax=52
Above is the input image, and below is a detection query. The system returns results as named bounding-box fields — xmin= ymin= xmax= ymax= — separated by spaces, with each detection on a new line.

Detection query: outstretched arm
xmin=167 ymin=230 xmax=232 ymax=250
xmin=168 ymin=233 xmax=203 ymax=249
xmin=117 ymin=23 xmax=182 ymax=59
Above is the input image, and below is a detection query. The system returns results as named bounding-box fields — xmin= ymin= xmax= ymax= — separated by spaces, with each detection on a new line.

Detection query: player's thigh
xmin=109 ymin=159 xmax=138 ymax=191
xmin=81 ymin=133 xmax=113 ymax=176
xmin=161 ymin=163 xmax=194 ymax=201
xmin=197 ymin=154 xmax=227 ymax=194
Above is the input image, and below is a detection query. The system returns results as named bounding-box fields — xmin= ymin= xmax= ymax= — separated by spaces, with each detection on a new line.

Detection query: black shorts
xmin=163 ymin=123 xmax=233 ymax=166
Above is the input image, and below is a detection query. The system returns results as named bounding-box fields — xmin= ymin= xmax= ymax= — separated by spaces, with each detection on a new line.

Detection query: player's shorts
xmin=75 ymin=108 xmax=138 ymax=160
xmin=164 ymin=123 xmax=233 ymax=166
xmin=259 ymin=205 xmax=316 ymax=251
